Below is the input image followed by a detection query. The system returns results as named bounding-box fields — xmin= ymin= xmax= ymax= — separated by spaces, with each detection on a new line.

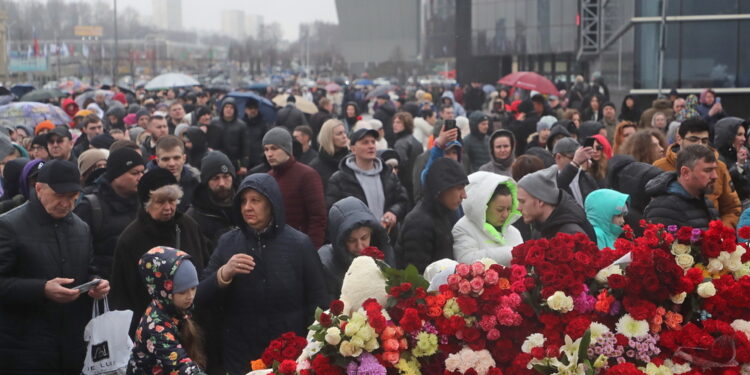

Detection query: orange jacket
xmin=653 ymin=143 xmax=741 ymax=228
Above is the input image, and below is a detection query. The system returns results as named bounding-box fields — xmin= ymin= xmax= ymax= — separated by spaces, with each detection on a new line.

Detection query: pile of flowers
xmin=251 ymin=221 xmax=750 ymax=375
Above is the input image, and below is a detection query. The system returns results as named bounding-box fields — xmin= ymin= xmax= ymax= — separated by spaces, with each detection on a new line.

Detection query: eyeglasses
xmin=595 ymin=145 xmax=604 ymax=151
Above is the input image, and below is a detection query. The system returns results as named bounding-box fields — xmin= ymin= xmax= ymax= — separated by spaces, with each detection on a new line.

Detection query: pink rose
xmin=470 ymin=277 xmax=485 ymax=292
xmin=500 ymin=293 xmax=521 ymax=308
xmin=471 ymin=262 xmax=485 ymax=277
xmin=486 ymin=328 xmax=501 ymax=341
xmin=447 ymin=273 xmax=462 ymax=286
xmin=383 ymin=338 xmax=400 ymax=352
xmin=479 ymin=314 xmax=497 ymax=331
xmin=382 ymin=351 xmax=400 ymax=364
xmin=484 ymin=269 xmax=499 ymax=285
xmin=456 ymin=263 xmax=471 ymax=277
xmin=458 ymin=280 xmax=472 ymax=295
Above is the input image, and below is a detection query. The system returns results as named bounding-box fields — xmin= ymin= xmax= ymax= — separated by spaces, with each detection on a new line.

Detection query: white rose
xmin=325 ymin=327 xmax=341 ymax=345
xmin=521 ymin=333 xmax=546 ymax=353
xmin=675 ymin=254 xmax=695 ymax=270
xmin=727 ymin=259 xmax=743 ymax=272
xmin=671 ymin=243 xmax=691 ymax=255
xmin=697 ymin=281 xmax=717 ymax=298
xmin=707 ymin=258 xmax=724 ymax=273
xmin=670 ymin=292 xmax=687 ymax=304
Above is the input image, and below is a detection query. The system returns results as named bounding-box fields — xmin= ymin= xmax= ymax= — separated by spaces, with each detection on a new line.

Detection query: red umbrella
xmin=497 ymin=72 xmax=559 ymax=96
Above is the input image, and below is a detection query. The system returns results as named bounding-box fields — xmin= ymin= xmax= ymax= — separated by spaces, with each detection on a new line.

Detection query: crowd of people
xmin=0 ymin=73 xmax=747 ymax=375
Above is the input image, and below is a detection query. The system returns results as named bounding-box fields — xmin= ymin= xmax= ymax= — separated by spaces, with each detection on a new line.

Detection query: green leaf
xmin=314 ymin=307 xmax=323 ymax=322
xmin=578 ymin=329 xmax=592 ymax=362
xmin=532 ymin=364 xmax=555 ymax=375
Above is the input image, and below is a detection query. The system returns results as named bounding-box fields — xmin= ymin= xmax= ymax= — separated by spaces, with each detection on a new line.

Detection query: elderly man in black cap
xmin=110 ymin=167 xmax=208 ymax=336
xmin=46 ymin=126 xmax=76 ymax=164
xmin=187 ymin=150 xmax=238 ymax=249
xmin=0 ymin=159 xmax=110 ymax=374
xmin=75 ymin=148 xmax=146 ymax=278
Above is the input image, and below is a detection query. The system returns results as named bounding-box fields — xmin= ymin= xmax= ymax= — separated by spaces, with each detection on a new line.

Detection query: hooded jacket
xmin=440 ymin=91 xmax=466 ymax=117
xmin=106 ymin=105 xmax=128 ymax=130
xmin=310 ymin=148 xmax=350 ymax=192
xmin=318 ymin=197 xmax=395 ymax=296
xmin=146 ymin=160 xmax=201 ymax=214
xmin=393 ymin=130 xmax=424 ymax=201
xmin=211 ymin=98 xmax=251 ymax=170
xmin=341 ymin=101 xmax=360 ymax=131
xmin=184 ymin=127 xmax=208 ymax=170
xmin=463 ymin=112 xmax=491 ymax=173
xmin=712 ymin=117 xmax=750 ymax=202
xmin=584 ymin=189 xmax=629 ymax=249
xmin=653 ymin=144 xmax=740 ymax=228
xmin=110 ymin=208 xmax=209 ymax=337
xmin=62 ymin=97 xmax=80 ymax=118
xmin=479 ymin=129 xmax=515 ymax=176
xmin=127 ymin=247 xmax=205 ymax=375
xmin=268 ymin=156 xmax=327 ymax=248
xmin=644 ymin=171 xmax=719 ymax=229
xmin=452 ymin=172 xmax=523 ymax=265
xmin=196 ymin=174 xmax=329 ymax=375
xmin=398 ymin=158 xmax=468 ymax=272
xmin=185 ymin=184 xmax=236 ymax=251
xmin=276 ymin=102 xmax=309 ymax=132
xmin=0 ymin=195 xmax=98 ymax=374
xmin=243 ymin=111 xmax=270 ymax=169
xmin=546 ymin=123 xmax=572 ymax=152
xmin=532 ymin=190 xmax=596 ymax=241
xmin=605 ymin=155 xmax=664 ymax=236
xmin=326 ymin=154 xmax=409 ymax=221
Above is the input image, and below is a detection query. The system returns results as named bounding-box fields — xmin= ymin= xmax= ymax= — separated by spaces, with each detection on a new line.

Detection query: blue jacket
xmin=197 ymin=174 xmax=329 ymax=375
xmin=584 ymin=189 xmax=630 ymax=249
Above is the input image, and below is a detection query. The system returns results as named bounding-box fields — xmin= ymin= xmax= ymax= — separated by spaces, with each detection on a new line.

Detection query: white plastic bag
xmin=82 ymin=297 xmax=134 ymax=375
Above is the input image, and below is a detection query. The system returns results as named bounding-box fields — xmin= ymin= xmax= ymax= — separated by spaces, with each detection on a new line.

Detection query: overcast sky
xmin=109 ymin=0 xmax=338 ymax=40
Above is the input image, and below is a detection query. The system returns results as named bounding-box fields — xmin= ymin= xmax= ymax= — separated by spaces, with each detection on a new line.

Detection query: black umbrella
xmin=20 ymin=88 xmax=66 ymax=102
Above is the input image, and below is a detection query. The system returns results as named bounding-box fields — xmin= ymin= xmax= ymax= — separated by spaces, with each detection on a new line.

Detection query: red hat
xmin=113 ymin=92 xmax=127 ymax=105
xmin=35 ymin=120 xmax=56 ymax=135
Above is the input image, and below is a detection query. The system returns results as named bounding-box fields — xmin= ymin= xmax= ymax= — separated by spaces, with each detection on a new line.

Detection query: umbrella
xmin=483 ymin=84 xmax=497 ymax=94
xmin=365 ymin=85 xmax=393 ymax=100
xmin=0 ymin=87 xmax=10 ymax=96
xmin=0 ymin=102 xmax=71 ymax=129
xmin=10 ymin=84 xmax=35 ymax=99
xmin=75 ymin=89 xmax=115 ymax=108
xmin=145 ymin=73 xmax=200 ymax=90
xmin=58 ymin=78 xmax=89 ymax=94
xmin=244 ymin=82 xmax=270 ymax=92
xmin=497 ymin=72 xmax=559 ymax=96
xmin=226 ymin=91 xmax=277 ymax=124
xmin=21 ymin=89 xmax=67 ymax=102
xmin=353 ymin=78 xmax=373 ymax=86
xmin=325 ymin=83 xmax=342 ymax=92
xmin=272 ymin=95 xmax=318 ymax=115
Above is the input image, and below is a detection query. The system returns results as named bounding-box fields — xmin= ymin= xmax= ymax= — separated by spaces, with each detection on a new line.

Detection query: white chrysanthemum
xmin=615 ymin=314 xmax=649 ymax=338
xmin=588 ymin=322 xmax=611 ymax=340
xmin=670 ymin=292 xmax=687 ymax=305
xmin=697 ymin=281 xmax=717 ymax=298
xmin=595 ymin=264 xmax=622 ymax=283
xmin=521 ymin=333 xmax=546 ymax=353
xmin=644 ymin=362 xmax=674 ymax=375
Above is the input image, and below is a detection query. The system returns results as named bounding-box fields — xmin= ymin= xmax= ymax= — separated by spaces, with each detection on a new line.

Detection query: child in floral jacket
xmin=127 ymin=246 xmax=206 ymax=375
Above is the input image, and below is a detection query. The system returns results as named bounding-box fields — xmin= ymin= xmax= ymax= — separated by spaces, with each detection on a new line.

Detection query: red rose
xmin=329 ymin=300 xmax=344 ymax=315
xmin=281 ymin=345 xmax=300 ymax=360
xmin=279 ymin=360 xmax=297 ymax=374
xmin=360 ymin=246 xmax=385 ymax=260
xmin=530 ymin=346 xmax=545 ymax=359
xmin=318 ymin=312 xmax=332 ymax=327
xmin=565 ymin=316 xmax=592 ymax=339
xmin=456 ymin=296 xmax=478 ymax=315
xmin=461 ymin=327 xmax=482 ymax=343
xmin=605 ymin=363 xmax=645 ymax=375
xmin=399 ymin=308 xmax=422 ymax=332
xmin=608 ymin=274 xmax=627 ymax=289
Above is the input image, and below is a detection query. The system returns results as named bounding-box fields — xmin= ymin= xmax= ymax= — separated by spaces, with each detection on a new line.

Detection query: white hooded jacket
xmin=452 ymin=172 xmax=523 ymax=265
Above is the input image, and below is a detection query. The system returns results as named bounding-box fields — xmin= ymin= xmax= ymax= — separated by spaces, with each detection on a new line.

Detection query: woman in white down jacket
xmin=452 ymin=171 xmax=524 ymax=265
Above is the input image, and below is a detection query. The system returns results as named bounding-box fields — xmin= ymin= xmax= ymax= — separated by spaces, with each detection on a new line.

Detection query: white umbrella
xmin=144 ymin=73 xmax=200 ymax=90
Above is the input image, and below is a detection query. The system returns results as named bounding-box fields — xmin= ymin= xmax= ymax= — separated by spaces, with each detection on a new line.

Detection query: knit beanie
xmin=137 ymin=168 xmax=178 ymax=203
xmin=78 ymin=148 xmax=109 ymax=175
xmin=90 ymin=133 xmax=115 ymax=149
xmin=35 ymin=120 xmax=55 ymax=135
xmin=106 ymin=147 xmax=145 ymax=181
xmin=262 ymin=127 xmax=293 ymax=156
xmin=200 ymin=150 xmax=236 ymax=183
xmin=517 ymin=167 xmax=560 ymax=205
xmin=536 ymin=115 xmax=557 ymax=133
xmin=172 ymin=259 xmax=199 ymax=293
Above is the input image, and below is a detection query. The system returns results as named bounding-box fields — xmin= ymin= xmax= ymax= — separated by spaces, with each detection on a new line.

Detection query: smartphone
xmin=716 ymin=97 xmax=721 ymax=104
xmin=444 ymin=119 xmax=456 ymax=131
xmin=73 ymin=279 xmax=101 ymax=293
xmin=583 ymin=137 xmax=596 ymax=148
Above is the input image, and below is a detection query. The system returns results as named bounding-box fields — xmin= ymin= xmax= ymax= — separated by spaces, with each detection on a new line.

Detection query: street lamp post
xmin=112 ymin=0 xmax=118 ymax=86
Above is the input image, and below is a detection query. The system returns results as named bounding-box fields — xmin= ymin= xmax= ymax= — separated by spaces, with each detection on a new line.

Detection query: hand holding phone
xmin=444 ymin=119 xmax=456 ymax=131
xmin=72 ymin=279 xmax=102 ymax=293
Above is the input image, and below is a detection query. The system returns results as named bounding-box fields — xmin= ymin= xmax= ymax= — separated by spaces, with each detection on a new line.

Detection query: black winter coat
xmin=326 ymin=155 xmax=410 ymax=220
xmin=531 ymin=190 xmax=597 ymax=241
xmin=186 ymin=183 xmax=236 ymax=251
xmin=146 ymin=161 xmax=201 ymax=213
xmin=243 ymin=112 xmax=269 ymax=169
xmin=374 ymin=102 xmax=397 ymax=146
xmin=393 ymin=132 xmax=424 ymax=202
xmin=276 ymin=104 xmax=308 ymax=132
xmin=74 ymin=178 xmax=140 ymax=279
xmin=310 ymin=148 xmax=349 ymax=190
xmin=196 ymin=174 xmax=329 ymax=375
xmin=310 ymin=109 xmax=332 ymax=137
xmin=606 ymin=155 xmax=664 ymax=236
xmin=0 ymin=198 xmax=97 ymax=374
xmin=110 ymin=210 xmax=209 ymax=336
xmin=644 ymin=172 xmax=719 ymax=229
xmin=397 ymin=158 xmax=468 ymax=273
xmin=213 ymin=98 xmax=251 ymax=169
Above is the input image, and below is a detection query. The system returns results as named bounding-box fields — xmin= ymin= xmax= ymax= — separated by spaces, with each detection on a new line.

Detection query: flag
xmin=32 ymin=26 xmax=39 ymax=57
xmin=82 ymin=44 xmax=89 ymax=57
xmin=61 ymin=42 xmax=70 ymax=57
xmin=26 ymin=45 xmax=33 ymax=58
xmin=50 ymin=43 xmax=58 ymax=56
xmin=43 ymin=44 xmax=48 ymax=57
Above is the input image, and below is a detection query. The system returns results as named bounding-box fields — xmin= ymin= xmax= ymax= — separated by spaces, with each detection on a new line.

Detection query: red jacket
xmin=268 ymin=157 xmax=327 ymax=247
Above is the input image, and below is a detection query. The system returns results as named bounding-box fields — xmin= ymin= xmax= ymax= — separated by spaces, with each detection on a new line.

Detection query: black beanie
xmin=200 ymin=150 xmax=236 ymax=183
xmin=106 ymin=148 xmax=145 ymax=181
xmin=137 ymin=168 xmax=177 ymax=203
xmin=91 ymin=133 xmax=115 ymax=149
